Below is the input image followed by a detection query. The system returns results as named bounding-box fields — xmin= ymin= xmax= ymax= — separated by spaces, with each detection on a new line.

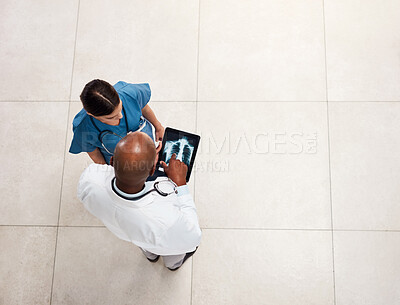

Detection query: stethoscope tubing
xmin=90 ymin=107 xmax=147 ymax=155
xmin=111 ymin=178 xmax=177 ymax=201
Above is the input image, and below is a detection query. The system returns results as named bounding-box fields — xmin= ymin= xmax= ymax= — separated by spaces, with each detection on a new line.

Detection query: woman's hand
xmin=155 ymin=124 xmax=165 ymax=153
xmin=141 ymin=105 xmax=164 ymax=153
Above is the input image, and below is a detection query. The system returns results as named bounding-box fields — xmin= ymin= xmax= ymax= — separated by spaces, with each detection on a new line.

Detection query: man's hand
xmin=160 ymin=153 xmax=187 ymax=186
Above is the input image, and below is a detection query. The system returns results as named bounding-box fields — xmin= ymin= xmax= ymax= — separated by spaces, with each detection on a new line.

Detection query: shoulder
xmin=78 ymin=164 xmax=114 ymax=191
xmin=80 ymin=164 xmax=114 ymax=183
xmin=113 ymin=81 xmax=151 ymax=98
xmin=78 ymin=164 xmax=114 ymax=201
xmin=72 ymin=108 xmax=90 ymax=130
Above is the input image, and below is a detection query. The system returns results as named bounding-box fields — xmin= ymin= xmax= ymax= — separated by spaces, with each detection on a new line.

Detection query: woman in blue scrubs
xmin=69 ymin=79 xmax=164 ymax=164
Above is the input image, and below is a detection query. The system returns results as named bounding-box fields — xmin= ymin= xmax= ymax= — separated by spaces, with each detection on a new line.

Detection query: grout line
xmin=322 ymin=0 xmax=337 ymax=304
xmin=332 ymin=229 xmax=400 ymax=233
xmin=48 ymin=103 xmax=70 ymax=303
xmin=202 ymin=228 xmax=400 ymax=232
xmin=202 ymin=228 xmax=400 ymax=233
xmin=192 ymin=1 xmax=201 ymax=304
xmin=0 ymin=225 xmax=58 ymax=227
xmin=202 ymin=227 xmax=332 ymax=231
xmin=190 ymin=100 xmax=400 ymax=103
xmin=49 ymin=1 xmax=80 ymax=304
xmin=2 ymin=100 xmax=400 ymax=103
xmin=195 ymin=0 xmax=201 ymax=103
xmin=0 ymin=100 xmax=72 ymax=103
xmin=0 ymin=225 xmax=105 ymax=228
xmin=190 ymin=256 xmax=195 ymax=305
xmin=149 ymin=100 xmax=400 ymax=103
xmin=1 ymin=224 xmax=400 ymax=232
xmin=203 ymin=228 xmax=371 ymax=231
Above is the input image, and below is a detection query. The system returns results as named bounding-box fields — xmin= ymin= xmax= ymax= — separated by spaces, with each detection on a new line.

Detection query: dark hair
xmin=80 ymin=79 xmax=120 ymax=116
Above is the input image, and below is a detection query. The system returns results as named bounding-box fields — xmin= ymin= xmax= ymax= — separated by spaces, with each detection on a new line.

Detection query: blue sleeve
xmin=124 ymin=83 xmax=151 ymax=109
xmin=69 ymin=123 xmax=98 ymax=154
xmin=135 ymin=83 xmax=151 ymax=109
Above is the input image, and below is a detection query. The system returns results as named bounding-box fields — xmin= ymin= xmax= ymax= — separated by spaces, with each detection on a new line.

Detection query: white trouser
xmin=140 ymin=248 xmax=185 ymax=269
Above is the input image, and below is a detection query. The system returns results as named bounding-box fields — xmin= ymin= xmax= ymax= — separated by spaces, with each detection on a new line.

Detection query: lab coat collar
xmin=106 ymin=176 xmax=155 ymax=208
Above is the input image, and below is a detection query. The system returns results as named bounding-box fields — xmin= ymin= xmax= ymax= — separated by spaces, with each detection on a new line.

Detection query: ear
xmin=110 ymin=156 xmax=114 ymax=167
xmin=149 ymin=163 xmax=156 ymax=177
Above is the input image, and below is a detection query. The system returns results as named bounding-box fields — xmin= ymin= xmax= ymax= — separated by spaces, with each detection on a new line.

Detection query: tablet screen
xmin=157 ymin=127 xmax=200 ymax=182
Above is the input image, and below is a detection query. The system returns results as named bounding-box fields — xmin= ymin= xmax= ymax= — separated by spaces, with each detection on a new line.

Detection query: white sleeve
xmin=157 ymin=185 xmax=202 ymax=253
xmin=77 ymin=167 xmax=91 ymax=203
xmin=77 ymin=164 xmax=102 ymax=207
xmin=77 ymin=163 xmax=112 ymax=204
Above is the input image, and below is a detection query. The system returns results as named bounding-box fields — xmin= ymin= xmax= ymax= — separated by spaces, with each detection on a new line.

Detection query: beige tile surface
xmin=2 ymin=0 xmax=400 ymax=303
xmin=196 ymin=102 xmax=331 ymax=229
xmin=0 ymin=0 xmax=79 ymax=101
xmin=192 ymin=229 xmax=334 ymax=305
xmin=0 ymin=227 xmax=57 ymax=305
xmin=325 ymin=0 xmax=400 ymax=101
xmin=60 ymin=102 xmax=196 ymax=226
xmin=0 ymin=102 xmax=68 ymax=225
xmin=51 ymin=227 xmax=192 ymax=305
xmin=198 ymin=0 xmax=326 ymax=101
xmin=329 ymin=103 xmax=400 ymax=230
xmin=59 ymin=102 xmax=103 ymax=226
xmin=334 ymin=231 xmax=400 ymax=305
xmin=150 ymin=102 xmax=197 ymax=134
xmin=71 ymin=0 xmax=199 ymax=102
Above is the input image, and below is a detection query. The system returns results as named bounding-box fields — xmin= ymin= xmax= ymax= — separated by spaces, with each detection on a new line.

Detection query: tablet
xmin=157 ymin=127 xmax=200 ymax=182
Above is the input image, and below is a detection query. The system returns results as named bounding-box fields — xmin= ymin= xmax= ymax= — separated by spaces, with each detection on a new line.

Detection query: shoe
xmin=168 ymin=247 xmax=198 ymax=271
xmin=146 ymin=255 xmax=160 ymax=263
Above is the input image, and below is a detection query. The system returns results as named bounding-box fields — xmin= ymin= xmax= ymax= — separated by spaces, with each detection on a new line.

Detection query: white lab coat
xmin=77 ymin=164 xmax=201 ymax=255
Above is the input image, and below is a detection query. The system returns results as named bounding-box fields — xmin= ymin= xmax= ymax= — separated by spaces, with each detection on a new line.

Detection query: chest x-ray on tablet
xmin=157 ymin=128 xmax=200 ymax=182
xmin=163 ymin=137 xmax=194 ymax=167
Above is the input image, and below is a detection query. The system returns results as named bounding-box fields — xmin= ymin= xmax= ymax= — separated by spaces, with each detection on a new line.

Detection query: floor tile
xmin=52 ymin=227 xmax=192 ymax=305
xmin=0 ymin=102 xmax=68 ymax=225
xmin=71 ymin=0 xmax=199 ymax=102
xmin=196 ymin=102 xmax=330 ymax=229
xmin=150 ymin=102 xmax=197 ymax=134
xmin=198 ymin=0 xmax=326 ymax=101
xmin=60 ymin=102 xmax=196 ymax=226
xmin=329 ymin=103 xmax=400 ymax=230
xmin=0 ymin=0 xmax=78 ymax=101
xmin=0 ymin=226 xmax=56 ymax=305
xmin=59 ymin=102 xmax=103 ymax=226
xmin=325 ymin=0 xmax=400 ymax=101
xmin=334 ymin=231 xmax=400 ymax=305
xmin=192 ymin=229 xmax=334 ymax=305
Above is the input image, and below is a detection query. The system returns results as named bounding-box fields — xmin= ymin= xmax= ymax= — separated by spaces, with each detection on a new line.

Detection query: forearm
xmin=142 ymin=105 xmax=162 ymax=128
xmin=87 ymin=148 xmax=106 ymax=164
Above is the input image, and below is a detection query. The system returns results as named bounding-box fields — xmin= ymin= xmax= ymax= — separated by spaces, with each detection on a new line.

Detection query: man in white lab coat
xmin=77 ymin=132 xmax=201 ymax=271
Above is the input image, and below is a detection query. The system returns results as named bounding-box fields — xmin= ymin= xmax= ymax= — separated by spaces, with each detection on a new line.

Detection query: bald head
xmin=112 ymin=132 xmax=157 ymax=184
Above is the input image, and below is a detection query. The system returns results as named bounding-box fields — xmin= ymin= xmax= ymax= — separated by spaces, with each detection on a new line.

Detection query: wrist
xmin=172 ymin=178 xmax=186 ymax=187
xmin=153 ymin=121 xmax=163 ymax=130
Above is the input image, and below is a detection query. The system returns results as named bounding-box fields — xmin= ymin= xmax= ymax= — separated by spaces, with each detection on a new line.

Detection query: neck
xmin=115 ymin=179 xmax=145 ymax=194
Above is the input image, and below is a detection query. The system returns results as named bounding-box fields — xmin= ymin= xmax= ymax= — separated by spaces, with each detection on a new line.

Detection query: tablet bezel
xmin=157 ymin=127 xmax=200 ymax=182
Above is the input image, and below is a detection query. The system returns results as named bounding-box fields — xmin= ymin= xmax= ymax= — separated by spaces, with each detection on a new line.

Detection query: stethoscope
xmin=90 ymin=107 xmax=147 ymax=155
xmin=111 ymin=177 xmax=178 ymax=201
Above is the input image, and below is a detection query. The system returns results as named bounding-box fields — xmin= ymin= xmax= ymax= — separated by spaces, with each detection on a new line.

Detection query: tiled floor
xmin=1 ymin=0 xmax=400 ymax=304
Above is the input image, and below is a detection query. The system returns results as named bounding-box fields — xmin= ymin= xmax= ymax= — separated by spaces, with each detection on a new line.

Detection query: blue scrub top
xmin=69 ymin=81 xmax=154 ymax=164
